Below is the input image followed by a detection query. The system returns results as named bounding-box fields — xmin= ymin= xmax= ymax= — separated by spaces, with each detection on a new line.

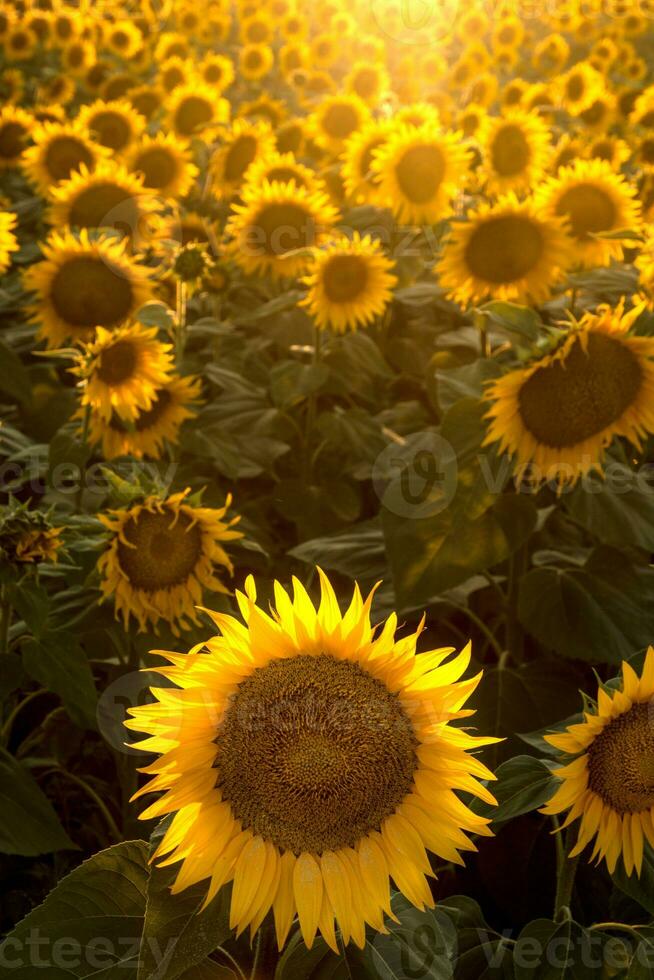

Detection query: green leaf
xmin=394 ymin=282 xmax=445 ymax=306
xmin=473 ymin=755 xmax=556 ymax=824
xmin=513 ymin=918 xmax=602 ymax=979
xmin=137 ymin=821 xmax=232 ymax=980
xmin=0 ymin=339 xmax=31 ymax=405
xmin=518 ymin=547 xmax=654 ymax=663
xmin=269 ymin=361 xmax=330 ymax=408
xmin=0 ymin=746 xmax=76 ymax=856
xmin=435 ymin=360 xmax=502 ymax=414
xmin=479 ymin=302 xmax=542 ymax=344
xmin=136 ymin=302 xmax=175 ymax=330
xmin=11 ymin=579 xmax=51 ymax=637
xmin=22 ymin=631 xmax=98 ymax=730
xmin=565 ymin=466 xmax=654 ymax=551
xmin=0 ymin=840 xmax=148 ymax=977
xmin=289 ymin=520 xmax=386 ymax=586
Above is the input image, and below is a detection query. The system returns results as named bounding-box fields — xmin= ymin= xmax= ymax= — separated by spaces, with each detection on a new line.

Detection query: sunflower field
xmin=3 ymin=0 xmax=654 ymax=976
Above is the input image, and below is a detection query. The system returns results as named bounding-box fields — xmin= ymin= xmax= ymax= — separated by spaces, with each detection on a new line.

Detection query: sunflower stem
xmin=475 ymin=310 xmax=490 ymax=358
xmin=554 ymin=826 xmax=580 ymax=922
xmin=175 ymin=279 xmax=188 ymax=365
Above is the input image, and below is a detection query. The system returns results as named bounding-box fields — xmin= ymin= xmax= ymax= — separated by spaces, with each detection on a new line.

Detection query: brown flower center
xmin=50 ymin=256 xmax=134 ymax=329
xmin=116 ymin=506 xmax=203 ymax=590
xmin=44 ymin=136 xmax=94 ymax=182
xmin=322 ymin=103 xmax=359 ymax=141
xmin=464 ymin=215 xmax=544 ymax=284
xmin=134 ymin=147 xmax=178 ymax=190
xmin=0 ymin=122 xmax=27 ymax=160
xmin=518 ymin=332 xmax=643 ymax=448
xmin=223 ymin=135 xmax=258 ymax=182
xmin=588 ymin=702 xmax=654 ymax=813
xmin=555 ymin=183 xmax=618 ymax=239
xmin=67 ymin=183 xmax=139 ymax=232
xmin=215 ymin=654 xmax=417 ymax=854
xmin=174 ymin=96 xmax=212 ymax=137
xmin=88 ymin=111 xmax=132 ymax=152
xmin=491 ymin=124 xmax=531 ymax=178
xmin=96 ymin=339 xmax=138 ymax=385
xmin=395 ymin=144 xmax=446 ymax=204
xmin=253 ymin=202 xmax=316 ymax=256
xmin=322 ymin=254 xmax=369 ymax=302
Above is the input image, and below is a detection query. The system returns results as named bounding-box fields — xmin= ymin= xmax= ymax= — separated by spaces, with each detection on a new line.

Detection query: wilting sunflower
xmin=168 ymin=82 xmax=229 ymax=139
xmin=87 ymin=374 xmax=201 ymax=460
xmin=126 ymin=570 xmax=496 ymax=949
xmin=437 ymin=194 xmax=573 ymax=306
xmin=484 ymin=300 xmax=654 ymax=486
xmin=301 ymin=233 xmax=397 ymax=333
xmin=226 ymin=180 xmax=338 ymax=279
xmin=22 ymin=121 xmax=109 ymax=195
xmin=47 ymin=162 xmax=160 ymax=243
xmin=309 ymin=94 xmax=371 ymax=156
xmin=0 ymin=502 xmax=64 ymax=567
xmin=0 ymin=210 xmax=18 ymax=274
xmin=72 ymin=322 xmax=175 ymax=422
xmin=373 ymin=123 xmax=470 ymax=225
xmin=128 ymin=132 xmax=199 ymax=200
xmin=77 ymin=99 xmax=146 ymax=156
xmin=537 ymin=159 xmax=641 ymax=268
xmin=24 ymin=229 xmax=153 ymax=347
xmin=99 ymin=489 xmax=241 ymax=634
xmin=541 ymin=650 xmax=654 ymax=876
xmin=210 ymin=119 xmax=276 ymax=200
xmin=480 ymin=111 xmax=551 ymax=195
xmin=0 ymin=105 xmax=34 ymax=170
xmin=341 ymin=120 xmax=393 ymax=206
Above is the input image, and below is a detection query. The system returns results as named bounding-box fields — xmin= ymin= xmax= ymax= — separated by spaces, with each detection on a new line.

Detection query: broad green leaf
xmin=289 ymin=520 xmax=386 ymax=586
xmin=479 ymin=302 xmax=542 ymax=343
xmin=0 ymin=840 xmax=147 ymax=977
xmin=472 ymin=756 xmax=556 ymax=824
xmin=435 ymin=360 xmax=502 ymax=414
xmin=513 ymin=918 xmax=603 ymax=979
xmin=0 ymin=747 xmax=76 ymax=856
xmin=136 ymin=302 xmax=175 ymax=330
xmin=518 ymin=547 xmax=654 ymax=663
xmin=22 ymin=632 xmax=98 ymax=730
xmin=565 ymin=466 xmax=654 ymax=551
xmin=0 ymin=339 xmax=31 ymax=405
xmin=137 ymin=821 xmax=232 ymax=980
xmin=269 ymin=361 xmax=330 ymax=408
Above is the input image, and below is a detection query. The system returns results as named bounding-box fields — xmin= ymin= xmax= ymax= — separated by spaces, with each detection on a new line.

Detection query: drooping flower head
xmin=127 ymin=571 xmax=497 ymax=950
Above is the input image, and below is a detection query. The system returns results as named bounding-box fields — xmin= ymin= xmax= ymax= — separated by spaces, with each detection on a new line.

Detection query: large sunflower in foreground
xmin=127 ymin=570 xmax=496 ymax=949
xmin=437 ymin=194 xmax=573 ymax=306
xmin=301 ymin=233 xmax=397 ymax=333
xmin=22 ymin=121 xmax=109 ymax=195
xmin=24 ymin=230 xmax=153 ymax=348
xmin=536 ymin=159 xmax=641 ymax=268
xmin=72 ymin=322 xmax=175 ymax=422
xmin=128 ymin=132 xmax=199 ymax=200
xmin=541 ymin=649 xmax=654 ymax=877
xmin=87 ymin=374 xmax=201 ymax=460
xmin=226 ymin=180 xmax=338 ymax=279
xmin=47 ymin=162 xmax=161 ymax=242
xmin=0 ymin=210 xmax=18 ymax=273
xmin=373 ymin=123 xmax=471 ymax=225
xmin=99 ymin=489 xmax=241 ymax=633
xmin=484 ymin=300 xmax=654 ymax=486
xmin=480 ymin=111 xmax=551 ymax=195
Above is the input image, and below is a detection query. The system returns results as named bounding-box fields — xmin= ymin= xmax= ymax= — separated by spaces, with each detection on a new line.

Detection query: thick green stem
xmin=554 ymin=826 xmax=580 ymax=922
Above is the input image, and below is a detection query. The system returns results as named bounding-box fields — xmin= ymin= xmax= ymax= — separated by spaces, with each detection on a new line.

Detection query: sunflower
xmin=0 ymin=105 xmax=34 ymax=170
xmin=126 ymin=570 xmax=496 ymax=950
xmin=0 ymin=67 xmax=24 ymax=106
xmin=437 ymin=194 xmax=573 ymax=307
xmin=105 ymin=20 xmax=143 ymax=59
xmin=576 ymin=92 xmax=616 ymax=133
xmin=210 ymin=120 xmax=276 ymax=200
xmin=99 ymin=489 xmax=241 ymax=634
xmin=239 ymin=43 xmax=274 ymax=82
xmin=14 ymin=527 xmax=64 ymax=564
xmin=88 ymin=373 xmax=201 ymax=461
xmin=24 ymin=229 xmax=153 ymax=348
xmin=630 ymin=88 xmax=654 ymax=130
xmin=128 ymin=86 xmax=165 ymax=122
xmin=301 ymin=233 xmax=397 ymax=334
xmin=279 ymin=42 xmax=307 ymax=78
xmin=77 ymin=99 xmax=146 ymax=155
xmin=480 ymin=111 xmax=551 ymax=195
xmin=168 ymin=83 xmax=229 ymax=139
xmin=586 ymin=135 xmax=630 ymax=169
xmin=557 ymin=63 xmax=604 ymax=113
xmin=22 ymin=121 xmax=109 ymax=195
xmin=200 ymin=53 xmax=234 ymax=93
xmin=47 ymin=162 xmax=160 ymax=242
xmin=537 ymin=159 xmax=641 ymax=268
xmin=484 ymin=300 xmax=654 ymax=486
xmin=72 ymin=322 xmax=175 ymax=422
xmin=0 ymin=210 xmax=18 ymax=274
xmin=308 ymin=94 xmax=371 ymax=156
xmin=345 ymin=63 xmax=389 ymax=106
xmin=458 ymin=104 xmax=486 ymax=139
xmin=128 ymin=132 xmax=198 ymax=200
xmin=226 ymin=180 xmax=339 ymax=279
xmin=243 ymin=151 xmax=322 ymax=197
xmin=4 ymin=25 xmax=39 ymax=61
xmin=533 ymin=33 xmax=570 ymax=75
xmin=341 ymin=120 xmax=393 ymax=206
xmin=541 ymin=650 xmax=654 ymax=876
xmin=61 ymin=39 xmax=96 ymax=77
xmin=160 ymin=57 xmax=189 ymax=95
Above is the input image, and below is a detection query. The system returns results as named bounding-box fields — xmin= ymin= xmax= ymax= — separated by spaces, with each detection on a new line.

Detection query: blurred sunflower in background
xmin=77 ymin=99 xmax=146 ymax=155
xmin=301 ymin=233 xmax=397 ymax=333
xmin=22 ymin=120 xmax=109 ymax=194
xmin=480 ymin=110 xmax=551 ymax=194
xmin=99 ymin=489 xmax=241 ymax=633
xmin=542 ymin=650 xmax=654 ymax=876
xmin=127 ymin=131 xmax=199 ymax=200
xmin=127 ymin=571 xmax=496 ymax=948
xmin=209 ymin=119 xmax=276 ymax=200
xmin=484 ymin=300 xmax=654 ymax=485
xmin=0 ymin=210 xmax=18 ymax=273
